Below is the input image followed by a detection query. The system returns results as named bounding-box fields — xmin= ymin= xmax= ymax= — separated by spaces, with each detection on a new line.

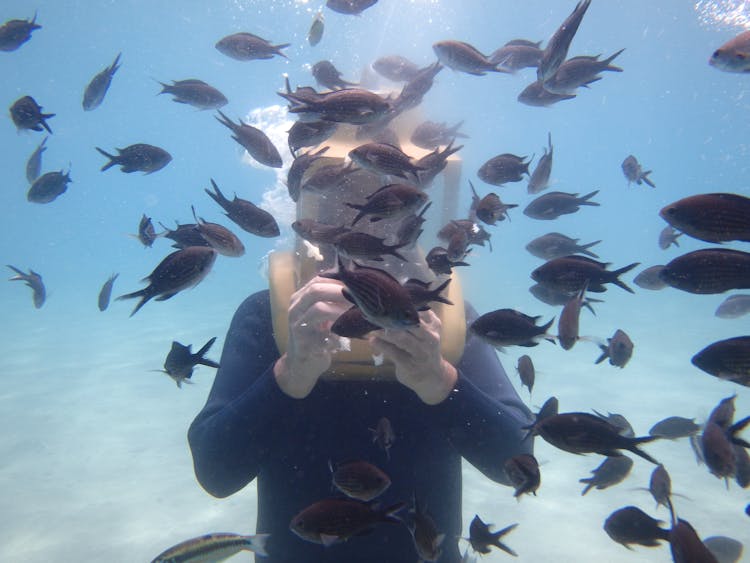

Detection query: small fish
xmin=408 ymin=496 xmax=445 ymax=563
xmin=397 ymin=201 xmax=431 ymax=249
xmin=426 ymin=246 xmax=470 ymax=276
xmin=523 ymin=190 xmax=600 ymax=220
xmin=117 ymin=246 xmax=217 ymax=316
xmin=216 ymin=110 xmax=283 ymax=168
xmin=595 ymin=329 xmax=634 ymax=368
xmin=527 ymin=133 xmax=554 ymax=194
xmin=330 ymin=459 xmax=390 ymax=501
xmin=715 ymin=294 xmax=750 ymax=319
xmin=410 ymin=121 xmax=467 ymax=151
xmin=158 ymin=222 xmax=209 ymax=249
xmin=83 ymin=53 xmax=121 ymax=111
xmin=529 ymin=282 xmax=603 ymax=312
xmin=286 ymin=146 xmax=330 ymax=201
xmin=287 ymin=119 xmax=338 ymax=155
xmin=469 ymin=181 xmax=517 ymax=225
xmin=349 ymin=142 xmax=424 ymax=180
xmin=312 ymin=60 xmax=357 ymax=90
xmin=516 ymin=355 xmax=535 ymax=395
xmin=326 ymin=0 xmax=378 ymax=16
xmin=659 ymin=248 xmax=750 ymax=294
xmin=414 ymin=141 xmax=463 ymax=188
xmin=205 ymin=179 xmax=279 ymax=238
xmin=333 ymin=231 xmax=407 ymax=262
xmin=215 ymin=32 xmax=289 ymax=61
xmin=150 ymin=532 xmax=269 ymax=562
xmin=592 ymin=411 xmax=635 ymax=437
xmin=372 ymin=55 xmax=420 ymax=82
xmin=532 ymin=255 xmax=639 ymax=294
xmin=517 ymin=80 xmax=576 ymax=107
xmin=489 ymin=40 xmax=543 ymax=71
xmin=347 ymin=183 xmax=428 ymax=226
xmin=633 ymin=265 xmax=668 ymax=291
xmin=700 ymin=419 xmax=750 ymax=480
xmin=433 ymin=40 xmax=507 ymax=76
xmin=504 ymin=453 xmax=540 ymax=497
xmin=649 ymin=416 xmax=701 ymax=440
xmin=301 ymin=161 xmax=355 ymax=193
xmin=526 ymin=232 xmax=600 ymax=261
xmin=536 ymin=396 xmax=559 ymax=422
xmin=27 ymin=169 xmax=71 ymax=204
xmin=158 ymin=78 xmax=227 ymax=110
xmin=98 ymin=273 xmax=119 ymax=311
xmin=691 ymin=336 xmax=750 ymax=386
xmin=7 ymin=265 xmax=45 ymax=308
xmin=603 ymin=506 xmax=669 ymax=549
xmin=558 ymin=284 xmax=586 ymax=350
xmin=25 ymin=135 xmax=48 ymax=183
xmin=648 ymin=464 xmax=673 ymax=513
xmin=280 ymin=88 xmax=391 ymax=125
xmin=660 ymin=193 xmax=750 ymax=244
xmin=709 ymin=30 xmax=750 ymax=72
xmin=191 ymin=207 xmax=245 ymax=258
xmin=438 ymin=219 xmax=492 ymax=250
xmin=708 ymin=394 xmax=737 ymax=430
xmin=134 ymin=214 xmax=159 ymax=248
xmin=702 ymin=536 xmax=744 ymax=563
xmin=393 ymin=62 xmax=443 ymax=112
xmin=0 ymin=13 xmax=41 ymax=52
xmin=307 ymin=11 xmax=325 ymax=46
xmin=10 ymin=95 xmax=54 ymax=133
xmin=158 ymin=337 xmax=220 ymax=388
xmin=579 ymin=456 xmax=634 ymax=495
xmin=543 ymin=49 xmax=625 ymax=95
xmin=292 ymin=219 xmax=349 ymax=246
xmin=538 ymin=0 xmax=593 ymax=83
xmin=370 ymin=417 xmax=395 ymax=459
xmin=659 ymin=225 xmax=682 ymax=250
xmin=468 ymin=515 xmax=518 ymax=556
xmin=477 ymin=153 xmax=529 ymax=186
xmin=669 ymin=520 xmax=720 ymax=563
xmin=96 ymin=144 xmax=172 ymax=174
xmin=622 ymin=155 xmax=655 ymax=188
xmin=403 ymin=278 xmax=453 ymax=311
xmin=290 ymin=498 xmax=403 ymax=545
xmin=470 ymin=308 xmax=554 ymax=349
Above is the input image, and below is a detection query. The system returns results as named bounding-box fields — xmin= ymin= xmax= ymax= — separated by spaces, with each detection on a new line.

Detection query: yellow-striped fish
xmin=151 ymin=533 xmax=269 ymax=562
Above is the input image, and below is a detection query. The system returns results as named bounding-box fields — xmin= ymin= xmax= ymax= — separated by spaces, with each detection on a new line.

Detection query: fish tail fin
xmin=611 ymin=262 xmax=640 ymax=293
xmin=274 ymin=43 xmax=291 ymax=58
xmin=110 ymin=52 xmax=122 ymax=74
xmin=491 ymin=523 xmax=519 ymax=556
xmin=540 ymin=316 xmax=555 ymax=336
xmin=629 ymin=435 xmax=660 ymax=464
xmin=579 ymin=240 xmax=601 ymax=258
xmin=244 ymin=533 xmax=270 ymax=557
xmin=6 ymin=265 xmax=26 ymax=279
xmin=603 ymin=48 xmax=626 ymax=71
xmin=431 ymin=277 xmax=454 ymax=306
xmin=729 ymin=415 xmax=750 ymax=447
xmin=381 ymin=502 xmax=407 ymax=524
xmin=579 ymin=189 xmax=600 ymax=206
xmin=579 ymin=479 xmax=594 ymax=496
xmin=641 ymin=171 xmax=656 ymax=188
xmin=96 ymin=147 xmax=118 ymax=171
xmin=116 ymin=287 xmax=154 ymax=317
xmin=214 ymin=109 xmax=235 ymax=130
xmin=206 ymin=178 xmax=230 ymax=207
xmin=195 ymin=336 xmax=217 ymax=359
xmin=40 ymin=115 xmax=54 ymax=134
xmin=594 ymin=345 xmax=609 ymax=364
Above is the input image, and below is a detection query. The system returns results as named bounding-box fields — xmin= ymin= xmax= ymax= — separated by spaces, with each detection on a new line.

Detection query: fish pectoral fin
xmin=320 ymin=533 xmax=340 ymax=547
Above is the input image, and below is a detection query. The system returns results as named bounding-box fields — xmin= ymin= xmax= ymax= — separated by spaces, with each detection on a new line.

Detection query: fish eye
xmin=737 ymin=53 xmax=747 ymax=60
xmin=712 ymin=50 xmax=721 ymax=59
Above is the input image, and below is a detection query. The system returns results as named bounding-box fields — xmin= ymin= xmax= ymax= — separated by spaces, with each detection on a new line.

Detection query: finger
xmin=289 ymin=279 xmax=349 ymax=323
xmin=294 ymin=301 xmax=351 ymax=332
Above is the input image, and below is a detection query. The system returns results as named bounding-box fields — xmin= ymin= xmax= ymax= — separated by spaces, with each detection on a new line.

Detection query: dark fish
xmin=410 ymin=120 xmax=467 ymax=151
xmin=312 ymin=60 xmax=357 ymax=90
xmin=158 ymin=78 xmax=227 ymax=110
xmin=504 ymin=453 xmax=540 ymax=497
xmin=322 ymin=258 xmax=419 ymax=329
xmin=530 ymin=412 xmax=659 ymax=463
xmin=7 ymin=265 xmax=45 ymax=308
xmin=25 ymin=135 xmax=48 ymax=183
xmin=408 ymin=496 xmax=444 ymax=563
xmin=191 ymin=207 xmax=244 ymax=257
xmin=394 ymin=62 xmax=443 ymax=112
xmin=469 ymin=181 xmax=517 ymax=225
xmin=10 ymin=95 xmax=54 ymax=133
xmin=96 ymin=144 xmax=172 ymax=174
xmin=326 ymin=0 xmax=378 ymax=15
xmin=543 ymin=49 xmax=625 ymax=95
xmin=709 ymin=30 xmax=750 ymax=73
xmin=517 ymin=80 xmax=576 ymax=107
xmin=372 ymin=55 xmax=420 ymax=82
xmin=702 ymin=536 xmax=743 ymax=563
xmin=307 ymin=11 xmax=325 ymax=46
xmin=135 ymin=214 xmax=159 ymax=248
xmin=670 ymin=520 xmax=720 ymax=563
xmin=692 ymin=336 xmax=750 ymax=386
xmin=370 ymin=417 xmax=395 ymax=459
xmin=329 ymin=460 xmax=390 ymax=501
xmin=536 ymin=396 xmax=559 ymax=422
xmin=468 ymin=515 xmax=517 ymax=556
xmin=649 ymin=416 xmax=701 ymax=440
xmin=446 ymin=228 xmax=470 ymax=263
xmin=292 ymin=219 xmax=349 ymax=246
xmin=215 ymin=32 xmax=289 ymax=61
xmin=622 ymin=155 xmax=655 ymax=188
xmin=433 ymin=40 xmax=507 ymax=76
xmin=558 ymin=285 xmax=586 ymax=350
xmin=516 ymin=355 xmax=535 ymax=394
xmin=634 ymin=265 xmax=668 ymax=291
xmin=280 ymin=88 xmax=391 ymax=125
xmin=397 ymin=201 xmax=431 ymax=249
xmin=334 ymin=231 xmax=407 ymax=262
xmin=477 ymin=153 xmax=529 ymax=186
xmin=715 ymin=294 xmax=750 ymax=319
xmin=700 ymin=419 xmax=750 ymax=480
xmin=532 ymin=255 xmax=638 ymax=294
xmin=159 ymin=337 xmax=220 ymax=388
xmin=287 ymin=146 xmax=330 ymax=201
xmin=301 ymin=161 xmax=355 ymax=193
xmin=470 ymin=308 xmax=554 ymax=349
xmin=426 ymin=246 xmax=470 ymax=276
xmin=708 ymin=394 xmax=737 ymax=430
xmin=290 ymin=498 xmax=403 ymax=545
xmin=579 ymin=456 xmax=634 ymax=495
xmin=527 ymin=133 xmax=554 ymax=194
xmin=659 ymin=193 xmax=750 ymax=244
xmin=27 ymin=169 xmax=71 ymax=204
xmin=529 ymin=282 xmax=604 ymax=312
xmin=347 ymin=183 xmax=428 ymax=226
xmin=659 ymin=225 xmax=682 ymax=250
xmin=330 ymin=306 xmax=379 ymax=339
xmin=82 ymin=53 xmax=121 ymax=111
xmin=403 ymin=278 xmax=453 ymax=311
xmin=659 ymin=248 xmax=750 ymax=294
xmin=0 ymin=13 xmax=40 ymax=51
xmin=205 ymin=179 xmax=279 ymax=238
xmin=523 ymin=190 xmax=600 ymax=220
xmin=117 ymin=246 xmax=217 ymax=317
xmin=98 ymin=273 xmax=119 ymax=312
xmin=595 ymin=329 xmax=634 ymax=368
xmin=287 ymin=119 xmax=338 ymax=155
xmin=603 ymin=506 xmax=669 ymax=548
xmin=414 ymin=140 xmax=463 ymax=188
xmin=649 ymin=464 xmax=673 ymax=513
xmin=438 ymin=219 xmax=492 ymax=250
xmin=215 ymin=110 xmax=282 ymax=168
xmin=349 ymin=142 xmax=423 ymax=180
xmin=158 ymin=222 xmax=210 ymax=250
xmin=538 ymin=0 xmax=593 ymax=83
xmin=592 ymin=411 xmax=635 ymax=438
xmin=151 ymin=533 xmax=268 ymax=562
xmin=489 ymin=41 xmax=543 ymax=71
xmin=526 ymin=232 xmax=600 ymax=261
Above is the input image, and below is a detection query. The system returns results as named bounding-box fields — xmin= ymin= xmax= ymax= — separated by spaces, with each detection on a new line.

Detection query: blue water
xmin=1 ymin=1 xmax=749 ymax=561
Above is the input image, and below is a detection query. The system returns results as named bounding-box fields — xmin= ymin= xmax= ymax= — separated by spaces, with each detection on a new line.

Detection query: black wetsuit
xmin=188 ymin=290 xmax=533 ymax=562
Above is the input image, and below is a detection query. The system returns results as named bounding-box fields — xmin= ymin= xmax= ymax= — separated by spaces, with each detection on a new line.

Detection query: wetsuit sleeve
xmin=187 ymin=291 xmax=291 ymax=498
xmin=428 ymin=303 xmax=534 ymax=486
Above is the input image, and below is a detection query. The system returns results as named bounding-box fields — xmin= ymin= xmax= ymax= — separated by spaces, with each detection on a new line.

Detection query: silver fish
xmin=715 ymin=294 xmax=750 ymax=319
xmin=215 ymin=32 xmax=289 ymax=61
xmin=527 ymin=132 xmax=554 ymax=194
xmin=25 ymin=135 xmax=48 ymax=183
xmin=307 ymin=11 xmax=324 ymax=46
xmin=215 ymin=110 xmax=282 ymax=168
xmin=82 ymin=53 xmax=121 ymax=111
xmin=7 ymin=265 xmax=45 ymax=308
xmin=151 ymin=532 xmax=268 ymax=562
xmin=97 ymin=273 xmax=119 ymax=312
xmin=709 ymin=30 xmax=750 ymax=73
